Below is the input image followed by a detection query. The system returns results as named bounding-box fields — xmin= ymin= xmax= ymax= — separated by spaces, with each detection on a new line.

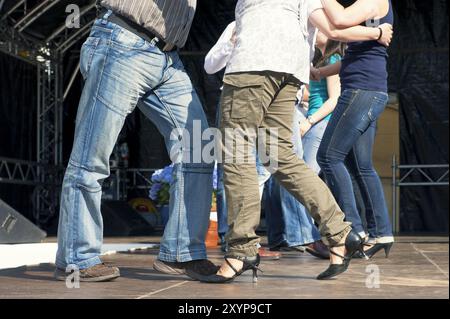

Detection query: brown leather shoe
xmin=153 ymin=259 xmax=220 ymax=276
xmin=305 ymin=241 xmax=330 ymax=260
xmin=258 ymin=247 xmax=281 ymax=260
xmin=54 ymin=263 xmax=120 ymax=282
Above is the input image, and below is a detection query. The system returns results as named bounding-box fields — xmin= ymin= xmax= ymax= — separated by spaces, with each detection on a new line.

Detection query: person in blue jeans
xmin=317 ymin=0 xmax=395 ymax=258
xmin=266 ymin=33 xmax=344 ymax=259
xmin=55 ymin=5 xmax=218 ymax=282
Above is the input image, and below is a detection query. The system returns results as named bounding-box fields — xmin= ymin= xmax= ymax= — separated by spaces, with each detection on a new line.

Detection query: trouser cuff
xmin=322 ymin=224 xmax=353 ymax=247
xmin=226 ymin=243 xmax=260 ymax=259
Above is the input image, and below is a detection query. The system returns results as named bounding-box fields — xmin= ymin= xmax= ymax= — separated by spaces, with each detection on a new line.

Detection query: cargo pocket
xmin=222 ymin=75 xmax=265 ymax=121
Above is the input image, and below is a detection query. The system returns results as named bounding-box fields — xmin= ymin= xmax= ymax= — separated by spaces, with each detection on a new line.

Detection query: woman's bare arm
xmin=321 ymin=0 xmax=383 ymax=28
xmin=309 ymin=8 xmax=392 ymax=45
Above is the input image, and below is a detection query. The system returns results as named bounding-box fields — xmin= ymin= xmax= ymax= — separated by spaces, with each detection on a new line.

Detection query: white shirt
xmin=204 ymin=22 xmax=236 ymax=75
xmin=306 ymin=0 xmax=323 ymax=64
xmin=206 ymin=0 xmax=323 ymax=84
xmin=225 ymin=0 xmax=312 ymax=83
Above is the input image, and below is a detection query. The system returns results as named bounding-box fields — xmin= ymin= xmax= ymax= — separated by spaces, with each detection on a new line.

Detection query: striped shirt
xmin=99 ymin=0 xmax=197 ymax=47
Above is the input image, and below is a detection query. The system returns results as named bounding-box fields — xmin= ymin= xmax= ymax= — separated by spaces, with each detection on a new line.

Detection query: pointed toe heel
xmin=317 ymin=230 xmax=364 ymax=280
xmin=189 ymin=255 xmax=263 ymax=284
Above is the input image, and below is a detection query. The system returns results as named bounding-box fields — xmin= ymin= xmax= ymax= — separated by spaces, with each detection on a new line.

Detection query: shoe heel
xmin=252 ymin=269 xmax=258 ymax=283
xmin=384 ymin=243 xmax=393 ymax=258
xmin=359 ymin=245 xmax=370 ymax=260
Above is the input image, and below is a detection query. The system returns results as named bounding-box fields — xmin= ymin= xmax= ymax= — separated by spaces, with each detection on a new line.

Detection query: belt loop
xmin=101 ymin=9 xmax=112 ymax=25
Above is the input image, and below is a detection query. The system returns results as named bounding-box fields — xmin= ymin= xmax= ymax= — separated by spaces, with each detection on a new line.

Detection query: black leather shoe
xmin=354 ymin=242 xmax=394 ymax=259
xmin=186 ymin=255 xmax=262 ymax=284
xmin=317 ymin=230 xmax=366 ymax=280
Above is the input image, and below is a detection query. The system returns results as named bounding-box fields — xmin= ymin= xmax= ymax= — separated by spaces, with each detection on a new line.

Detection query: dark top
xmin=340 ymin=0 xmax=394 ymax=92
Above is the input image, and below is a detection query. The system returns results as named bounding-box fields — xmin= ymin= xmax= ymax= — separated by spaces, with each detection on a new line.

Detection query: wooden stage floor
xmin=0 ymin=236 xmax=448 ymax=299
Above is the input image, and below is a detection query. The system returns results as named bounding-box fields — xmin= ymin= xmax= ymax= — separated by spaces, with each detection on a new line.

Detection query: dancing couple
xmin=55 ymin=0 xmax=394 ymax=284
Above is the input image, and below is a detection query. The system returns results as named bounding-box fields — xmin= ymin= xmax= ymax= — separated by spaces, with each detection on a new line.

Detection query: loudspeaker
xmin=0 ymin=199 xmax=47 ymax=244
xmin=101 ymin=200 xmax=154 ymax=236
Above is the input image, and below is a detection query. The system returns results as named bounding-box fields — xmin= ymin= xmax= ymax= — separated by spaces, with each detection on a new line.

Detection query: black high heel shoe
xmin=317 ymin=230 xmax=367 ymax=280
xmin=356 ymin=242 xmax=394 ymax=259
xmin=186 ymin=255 xmax=263 ymax=284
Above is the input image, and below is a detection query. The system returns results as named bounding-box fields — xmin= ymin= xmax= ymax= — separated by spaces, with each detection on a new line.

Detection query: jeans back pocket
xmin=368 ymin=93 xmax=389 ymax=122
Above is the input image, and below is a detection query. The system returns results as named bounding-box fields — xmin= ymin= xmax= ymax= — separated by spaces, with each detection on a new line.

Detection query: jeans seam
xmin=350 ymin=147 xmax=378 ymax=237
xmin=69 ymin=37 xmax=111 ymax=265
xmin=322 ymin=97 xmax=351 ymax=179
xmin=319 ymin=91 xmax=360 ymax=240
xmin=151 ymin=89 xmax=185 ymax=258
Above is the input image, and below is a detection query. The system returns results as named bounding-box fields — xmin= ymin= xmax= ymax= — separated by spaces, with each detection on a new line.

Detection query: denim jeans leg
xmin=138 ymin=52 xmax=213 ymax=262
xmin=318 ymin=89 xmax=392 ymax=239
xmin=345 ymin=112 xmax=394 ymax=240
xmin=56 ymin=20 xmax=154 ymax=270
xmin=216 ymin=164 xmax=229 ymax=238
xmin=264 ymin=177 xmax=287 ymax=247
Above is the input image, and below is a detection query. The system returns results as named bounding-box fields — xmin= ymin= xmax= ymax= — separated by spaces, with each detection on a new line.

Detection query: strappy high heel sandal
xmin=186 ymin=255 xmax=263 ymax=284
xmin=317 ymin=230 xmax=367 ymax=280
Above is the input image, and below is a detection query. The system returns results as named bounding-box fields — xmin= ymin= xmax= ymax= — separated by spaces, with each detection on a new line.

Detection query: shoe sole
xmin=54 ymin=270 xmax=120 ymax=282
xmin=317 ymin=268 xmax=347 ymax=280
xmin=153 ymin=260 xmax=186 ymax=275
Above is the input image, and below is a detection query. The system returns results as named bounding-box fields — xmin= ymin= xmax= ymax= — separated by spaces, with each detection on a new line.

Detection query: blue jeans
xmin=56 ymin=15 xmax=213 ymax=270
xmin=265 ymin=109 xmax=323 ymax=247
xmin=317 ymin=89 xmax=393 ymax=241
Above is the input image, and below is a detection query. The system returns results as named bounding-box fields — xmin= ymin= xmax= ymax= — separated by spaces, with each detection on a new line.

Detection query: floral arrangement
xmin=149 ymin=163 xmax=219 ymax=207
xmin=149 ymin=164 xmax=174 ymax=206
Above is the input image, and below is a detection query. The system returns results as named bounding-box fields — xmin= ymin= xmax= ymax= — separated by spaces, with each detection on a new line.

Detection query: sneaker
xmin=54 ymin=263 xmax=120 ymax=282
xmin=153 ymin=259 xmax=220 ymax=276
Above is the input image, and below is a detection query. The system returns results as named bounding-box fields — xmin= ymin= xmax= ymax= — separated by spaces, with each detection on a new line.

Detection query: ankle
xmin=217 ymin=258 xmax=244 ymax=277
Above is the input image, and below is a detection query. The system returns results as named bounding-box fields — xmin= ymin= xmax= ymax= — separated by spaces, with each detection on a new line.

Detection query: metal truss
xmin=46 ymin=2 xmax=97 ymax=52
xmin=107 ymin=168 xmax=157 ymax=201
xmin=0 ymin=1 xmax=97 ymax=226
xmin=391 ymin=155 xmax=449 ymax=232
xmin=0 ymin=157 xmax=40 ymax=186
xmin=0 ymin=18 xmax=43 ymax=65
xmin=0 ymin=157 xmax=62 ymax=226
xmin=35 ymin=56 xmax=64 ymax=225
xmin=37 ymin=57 xmax=63 ymax=166
xmin=396 ymin=165 xmax=449 ymax=187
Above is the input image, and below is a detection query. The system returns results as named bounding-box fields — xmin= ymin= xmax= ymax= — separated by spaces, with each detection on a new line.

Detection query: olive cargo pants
xmin=219 ymin=71 xmax=352 ymax=258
